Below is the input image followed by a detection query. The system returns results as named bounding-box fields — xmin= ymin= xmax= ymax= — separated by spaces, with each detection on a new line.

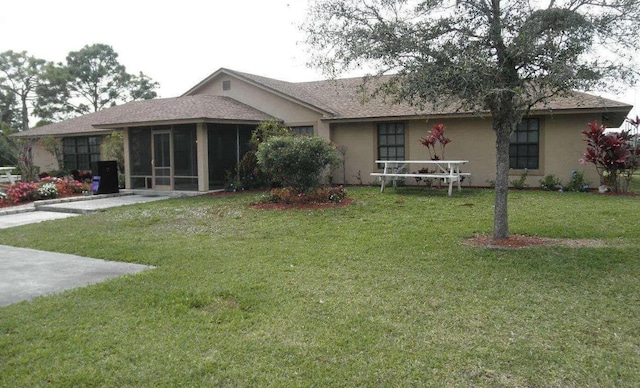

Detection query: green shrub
xmin=102 ymin=131 xmax=125 ymax=173
xmin=234 ymin=121 xmax=293 ymax=190
xmin=563 ymin=170 xmax=590 ymax=192
xmin=539 ymin=174 xmax=563 ymax=191
xmin=250 ymin=120 xmax=292 ymax=146
xmin=237 ymin=151 xmax=268 ymax=189
xmin=510 ymin=169 xmax=528 ymax=189
xmin=256 ymin=135 xmax=340 ymax=193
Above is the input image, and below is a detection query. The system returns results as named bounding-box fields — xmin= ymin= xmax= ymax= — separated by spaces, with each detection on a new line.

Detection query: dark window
xmin=63 ymin=136 xmax=102 ymax=171
xmin=377 ymin=122 xmax=405 ymax=164
xmin=509 ymin=118 xmax=539 ymax=169
xmin=222 ymin=80 xmax=231 ymax=91
xmin=291 ymin=126 xmax=314 ymax=136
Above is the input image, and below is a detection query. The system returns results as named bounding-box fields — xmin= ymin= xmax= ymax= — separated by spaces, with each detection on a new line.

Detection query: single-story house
xmin=13 ymin=67 xmax=633 ymax=191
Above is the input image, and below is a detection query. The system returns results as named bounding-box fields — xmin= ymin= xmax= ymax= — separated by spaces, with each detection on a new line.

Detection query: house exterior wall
xmin=330 ymin=122 xmax=376 ymax=184
xmin=193 ymin=76 xmax=329 ymax=137
xmin=330 ymin=113 xmax=601 ymax=188
xmin=187 ymin=73 xmax=607 ymax=190
xmin=330 ymin=118 xmax=495 ymax=186
xmin=36 ymin=134 xmax=112 ymax=175
xmin=31 ymin=142 xmax=58 ymax=173
xmin=542 ymin=113 xmax=601 ymax=187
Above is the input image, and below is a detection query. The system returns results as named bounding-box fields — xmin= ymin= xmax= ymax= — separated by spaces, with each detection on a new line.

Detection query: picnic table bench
xmin=0 ymin=167 xmax=18 ymax=184
xmin=370 ymin=160 xmax=470 ymax=196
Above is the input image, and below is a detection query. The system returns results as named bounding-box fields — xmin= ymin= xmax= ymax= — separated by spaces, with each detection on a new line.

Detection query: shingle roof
xmin=12 ymin=95 xmax=276 ymax=138
xmin=297 ymin=76 xmax=426 ymax=119
xmin=215 ymin=69 xmax=632 ymax=120
xmin=13 ymin=68 xmax=633 ymax=138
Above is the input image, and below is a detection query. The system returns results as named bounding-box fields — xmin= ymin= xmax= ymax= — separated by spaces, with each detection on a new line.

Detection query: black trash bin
xmin=95 ymin=161 xmax=119 ymax=194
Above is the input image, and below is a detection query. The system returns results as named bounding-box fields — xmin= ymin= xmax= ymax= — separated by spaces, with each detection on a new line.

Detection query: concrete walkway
xmin=0 ymin=192 xmax=171 ymax=306
xmin=0 ymin=210 xmax=80 ymax=229
xmin=0 ymin=192 xmax=169 ymax=229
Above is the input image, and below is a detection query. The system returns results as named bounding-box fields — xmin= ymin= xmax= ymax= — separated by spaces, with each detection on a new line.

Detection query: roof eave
xmin=322 ymin=104 xmax=633 ymax=124
xmin=321 ymin=112 xmax=488 ymax=123
xmin=9 ymin=128 xmax=116 ymax=138
xmin=93 ymin=117 xmax=277 ymax=129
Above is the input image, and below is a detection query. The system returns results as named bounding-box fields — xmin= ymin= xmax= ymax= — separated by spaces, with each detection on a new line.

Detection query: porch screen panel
xmin=208 ymin=124 xmax=238 ymax=189
xmin=207 ymin=124 xmax=255 ymax=190
xmin=173 ymin=124 xmax=198 ymax=190
xmin=129 ymin=127 xmax=152 ymax=188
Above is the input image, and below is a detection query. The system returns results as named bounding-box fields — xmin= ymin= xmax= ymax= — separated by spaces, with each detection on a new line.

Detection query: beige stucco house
xmin=14 ymin=67 xmax=633 ymax=191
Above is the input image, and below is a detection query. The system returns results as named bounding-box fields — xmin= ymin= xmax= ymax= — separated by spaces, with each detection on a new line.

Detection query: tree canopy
xmin=304 ymin=0 xmax=640 ymax=239
xmin=0 ymin=44 xmax=159 ymax=179
xmin=34 ymin=43 xmax=159 ymax=121
xmin=0 ymin=50 xmax=46 ymax=131
xmin=0 ymin=88 xmax=18 ymax=130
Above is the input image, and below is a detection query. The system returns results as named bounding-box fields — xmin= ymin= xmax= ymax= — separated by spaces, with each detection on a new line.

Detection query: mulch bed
xmin=251 ymin=197 xmax=354 ymax=210
xmin=205 ymin=189 xmax=264 ymax=197
xmin=464 ymin=234 xmax=607 ymax=249
xmin=205 ymin=189 xmax=354 ymax=210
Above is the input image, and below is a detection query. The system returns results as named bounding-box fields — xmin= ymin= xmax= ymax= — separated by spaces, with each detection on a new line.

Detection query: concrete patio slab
xmin=0 ymin=245 xmax=152 ymax=307
xmin=0 ymin=193 xmax=169 ymax=306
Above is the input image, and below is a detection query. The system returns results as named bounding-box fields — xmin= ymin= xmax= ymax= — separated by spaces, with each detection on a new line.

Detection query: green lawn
xmin=1 ymin=187 xmax=639 ymax=386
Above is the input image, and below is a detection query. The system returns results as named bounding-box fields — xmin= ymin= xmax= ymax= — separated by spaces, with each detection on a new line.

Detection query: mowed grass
xmin=1 ymin=187 xmax=639 ymax=386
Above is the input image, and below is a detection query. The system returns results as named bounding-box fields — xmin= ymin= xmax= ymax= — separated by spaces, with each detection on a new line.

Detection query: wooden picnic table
xmin=370 ymin=160 xmax=470 ymax=196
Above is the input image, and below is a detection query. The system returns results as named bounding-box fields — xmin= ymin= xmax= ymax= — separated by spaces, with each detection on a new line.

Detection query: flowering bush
xmin=44 ymin=176 xmax=84 ymax=196
xmin=4 ymin=176 xmax=84 ymax=204
xmin=267 ymin=186 xmax=347 ymax=204
xmin=38 ymin=182 xmax=59 ymax=199
xmin=6 ymin=181 xmax=40 ymax=203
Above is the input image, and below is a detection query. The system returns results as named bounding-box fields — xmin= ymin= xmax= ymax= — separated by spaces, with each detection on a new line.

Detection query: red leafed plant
xmin=580 ymin=120 xmax=639 ymax=192
xmin=419 ymin=123 xmax=451 ymax=160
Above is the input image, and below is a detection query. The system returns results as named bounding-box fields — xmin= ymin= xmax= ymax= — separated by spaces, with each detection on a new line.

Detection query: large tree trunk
xmin=494 ymin=123 xmax=512 ymax=239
